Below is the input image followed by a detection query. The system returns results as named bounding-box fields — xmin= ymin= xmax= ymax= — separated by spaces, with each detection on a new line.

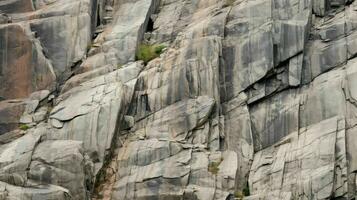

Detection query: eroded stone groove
xmin=0 ymin=0 xmax=357 ymax=199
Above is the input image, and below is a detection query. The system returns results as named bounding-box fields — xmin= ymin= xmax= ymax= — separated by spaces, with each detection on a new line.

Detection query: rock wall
xmin=0 ymin=0 xmax=357 ymax=199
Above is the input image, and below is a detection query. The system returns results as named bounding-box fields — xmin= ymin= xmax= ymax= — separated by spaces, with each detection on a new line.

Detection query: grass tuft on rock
xmin=136 ymin=44 xmax=166 ymax=64
xmin=19 ymin=124 xmax=29 ymax=131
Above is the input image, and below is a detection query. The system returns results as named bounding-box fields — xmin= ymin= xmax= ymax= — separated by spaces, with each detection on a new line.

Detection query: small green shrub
xmin=136 ymin=44 xmax=166 ymax=64
xmin=208 ymin=162 xmax=220 ymax=174
xmin=208 ymin=158 xmax=223 ymax=175
xmin=154 ymin=45 xmax=166 ymax=54
xmin=234 ymin=191 xmax=244 ymax=199
xmin=117 ymin=63 xmax=123 ymax=69
xmin=19 ymin=124 xmax=29 ymax=131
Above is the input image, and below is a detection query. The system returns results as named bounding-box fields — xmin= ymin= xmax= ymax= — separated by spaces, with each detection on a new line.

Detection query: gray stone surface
xmin=29 ymin=140 xmax=91 ymax=200
xmin=249 ymin=117 xmax=347 ymax=199
xmin=0 ymin=181 xmax=71 ymax=200
xmin=0 ymin=132 xmax=41 ymax=185
xmin=47 ymin=62 xmax=143 ymax=174
xmin=79 ymin=0 xmax=158 ymax=72
xmin=221 ymin=0 xmax=311 ymax=101
xmin=1 ymin=0 xmax=357 ymax=199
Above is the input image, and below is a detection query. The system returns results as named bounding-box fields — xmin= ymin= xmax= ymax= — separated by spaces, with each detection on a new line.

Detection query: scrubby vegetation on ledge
xmin=136 ymin=44 xmax=166 ymax=64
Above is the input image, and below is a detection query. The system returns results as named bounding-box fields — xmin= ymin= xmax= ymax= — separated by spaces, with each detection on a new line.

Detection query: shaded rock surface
xmin=0 ymin=0 xmax=357 ymax=199
xmin=0 ymin=23 xmax=56 ymax=99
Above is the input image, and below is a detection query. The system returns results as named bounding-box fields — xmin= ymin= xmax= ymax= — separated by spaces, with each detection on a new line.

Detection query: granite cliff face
xmin=0 ymin=0 xmax=357 ymax=199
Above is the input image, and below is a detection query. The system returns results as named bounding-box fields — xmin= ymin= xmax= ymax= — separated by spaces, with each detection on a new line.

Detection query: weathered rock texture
xmin=1 ymin=0 xmax=357 ymax=199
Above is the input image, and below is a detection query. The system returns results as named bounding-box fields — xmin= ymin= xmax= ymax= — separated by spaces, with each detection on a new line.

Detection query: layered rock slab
xmin=97 ymin=96 xmax=237 ymax=200
xmin=29 ymin=140 xmax=90 ymax=200
xmin=111 ymin=139 xmax=237 ymax=200
xmin=248 ymin=117 xmax=347 ymax=199
xmin=0 ymin=61 xmax=144 ymax=200
xmin=1 ymin=0 xmax=357 ymax=199
xmin=47 ymin=62 xmax=143 ymax=174
xmin=247 ymin=57 xmax=357 ymax=198
xmin=221 ymin=0 xmax=311 ymax=102
xmin=97 ymin=5 xmax=238 ymax=198
xmin=0 ymin=128 xmax=91 ymax=199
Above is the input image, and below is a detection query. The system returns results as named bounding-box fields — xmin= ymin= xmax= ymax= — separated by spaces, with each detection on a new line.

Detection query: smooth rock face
xmin=0 ymin=99 xmax=26 ymax=135
xmin=0 ymin=0 xmax=96 ymax=96
xmin=0 ymin=23 xmax=56 ymax=99
xmin=29 ymin=8 xmax=91 ymax=80
xmin=1 ymin=0 xmax=357 ymax=199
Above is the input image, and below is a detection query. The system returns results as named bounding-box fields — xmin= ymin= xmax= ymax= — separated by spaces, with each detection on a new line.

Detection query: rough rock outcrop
xmin=1 ymin=0 xmax=357 ymax=199
xmin=0 ymin=128 xmax=91 ymax=199
xmin=47 ymin=62 xmax=143 ymax=174
xmin=79 ymin=0 xmax=158 ymax=72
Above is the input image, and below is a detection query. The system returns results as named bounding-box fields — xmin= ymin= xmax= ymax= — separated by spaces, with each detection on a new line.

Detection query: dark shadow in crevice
xmin=146 ymin=17 xmax=154 ymax=33
xmin=96 ymin=5 xmax=101 ymax=28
